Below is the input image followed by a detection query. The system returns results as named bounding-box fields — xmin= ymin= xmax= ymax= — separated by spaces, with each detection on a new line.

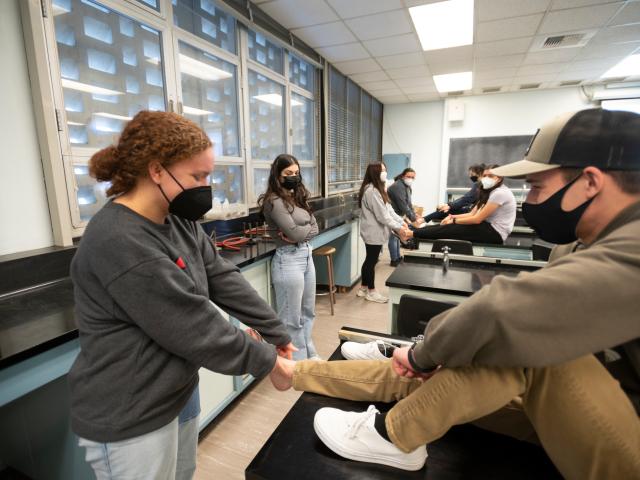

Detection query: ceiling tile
xmin=591 ymin=24 xmax=640 ymax=45
xmin=394 ymin=76 xmax=438 ymax=87
xmin=474 ymin=67 xmax=520 ymax=80
xmin=291 ymin=22 xmax=356 ymax=48
xmin=475 ymin=37 xmax=534 ymax=57
xmin=569 ymin=56 xmax=626 ymax=72
xmin=258 ymin=0 xmax=339 ymax=29
xmin=476 ymin=54 xmax=526 ymax=70
xmin=477 ymin=14 xmax=544 ymax=42
xmin=523 ymin=48 xmax=580 ymax=64
xmin=316 ymin=43 xmax=370 ymax=62
xmin=512 ymin=73 xmax=559 ymax=84
xmin=538 ymin=3 xmax=622 ymax=34
xmin=401 ymin=83 xmax=438 ymax=94
xmin=407 ymin=93 xmax=442 ymax=102
xmin=345 ymin=9 xmax=413 ymax=41
xmin=349 ymin=70 xmax=391 ymax=82
xmin=555 ymin=68 xmax=604 ymax=81
xmin=374 ymin=94 xmax=410 ymax=104
xmin=332 ymin=58 xmax=380 ymax=74
xmin=478 ymin=0 xmax=551 ymax=22
xmin=573 ymin=41 xmax=640 ymax=61
xmin=551 ymin=0 xmax=620 ymax=9
xmin=403 ymin=0 xmax=446 ymax=7
xmin=424 ymin=45 xmax=473 ymax=64
xmin=326 ymin=0 xmax=403 ymax=19
xmin=475 ymin=77 xmax=515 ymax=88
xmin=376 ymin=52 xmax=426 ymax=69
xmin=363 ymin=34 xmax=421 ymax=56
xmin=517 ymin=62 xmax=566 ymax=76
xmin=428 ymin=59 xmax=474 ymax=75
xmin=609 ymin=1 xmax=640 ymax=26
xmin=358 ymin=80 xmax=399 ymax=91
xmin=365 ymin=88 xmax=404 ymax=96
xmin=385 ymin=64 xmax=430 ymax=79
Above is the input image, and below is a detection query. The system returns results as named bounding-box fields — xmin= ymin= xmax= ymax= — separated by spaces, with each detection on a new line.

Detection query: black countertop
xmin=385 ymin=257 xmax=539 ymax=296
xmin=0 ymin=206 xmax=359 ymax=370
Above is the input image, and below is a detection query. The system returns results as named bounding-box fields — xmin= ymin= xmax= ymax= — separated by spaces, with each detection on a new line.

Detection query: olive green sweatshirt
xmin=413 ymin=201 xmax=640 ymax=412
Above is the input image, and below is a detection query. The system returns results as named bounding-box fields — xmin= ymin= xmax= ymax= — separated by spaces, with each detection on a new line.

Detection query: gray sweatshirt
xmin=263 ymin=196 xmax=318 ymax=248
xmin=413 ymin=201 xmax=640 ymax=412
xmin=360 ymin=184 xmax=404 ymax=245
xmin=69 ymin=201 xmax=291 ymax=442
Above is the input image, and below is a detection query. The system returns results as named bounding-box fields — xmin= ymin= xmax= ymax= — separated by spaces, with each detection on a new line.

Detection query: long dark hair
xmin=475 ymin=164 xmax=503 ymax=210
xmin=358 ymin=162 xmax=389 ymax=207
xmin=257 ymin=154 xmax=312 ymax=214
xmin=394 ymin=167 xmax=415 ymax=182
xmin=469 ymin=163 xmax=486 ymax=177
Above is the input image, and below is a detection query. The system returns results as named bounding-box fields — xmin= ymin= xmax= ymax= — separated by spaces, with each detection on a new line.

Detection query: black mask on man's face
xmin=521 ymin=175 xmax=595 ymax=244
xmin=470 ymin=175 xmax=479 ymax=183
xmin=281 ymin=175 xmax=301 ymax=190
xmin=158 ymin=167 xmax=212 ymax=222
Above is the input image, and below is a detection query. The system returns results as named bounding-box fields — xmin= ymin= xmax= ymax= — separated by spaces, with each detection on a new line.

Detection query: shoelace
xmin=347 ymin=405 xmax=380 ymax=439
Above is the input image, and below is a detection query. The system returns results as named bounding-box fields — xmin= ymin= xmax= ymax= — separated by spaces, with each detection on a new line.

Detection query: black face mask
xmin=282 ymin=175 xmax=301 ymax=190
xmin=522 ymin=175 xmax=595 ymax=244
xmin=158 ymin=167 xmax=212 ymax=222
xmin=470 ymin=175 xmax=478 ymax=183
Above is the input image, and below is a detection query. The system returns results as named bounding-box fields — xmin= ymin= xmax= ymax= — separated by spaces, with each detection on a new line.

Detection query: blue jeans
xmin=271 ymin=243 xmax=317 ymax=360
xmin=388 ymin=235 xmax=401 ymax=262
xmin=78 ymin=387 xmax=199 ymax=479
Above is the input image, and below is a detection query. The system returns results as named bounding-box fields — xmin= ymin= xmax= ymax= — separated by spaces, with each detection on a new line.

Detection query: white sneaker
xmin=365 ymin=291 xmax=388 ymax=303
xmin=356 ymin=287 xmax=368 ymax=297
xmin=341 ymin=340 xmax=394 ymax=360
xmin=308 ymin=355 xmax=323 ymax=361
xmin=313 ymin=405 xmax=427 ymax=471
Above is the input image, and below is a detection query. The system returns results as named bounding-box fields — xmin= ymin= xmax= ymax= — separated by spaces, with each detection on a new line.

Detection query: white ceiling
xmin=252 ymin=0 xmax=640 ymax=103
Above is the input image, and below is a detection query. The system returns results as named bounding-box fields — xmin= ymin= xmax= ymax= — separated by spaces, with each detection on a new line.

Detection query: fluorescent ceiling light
xmin=433 ymin=71 xmax=472 ymax=92
xmin=253 ymin=94 xmax=303 ymax=107
xmin=93 ymin=112 xmax=132 ymax=121
xmin=601 ymin=54 xmax=640 ymax=79
xmin=179 ymin=54 xmax=232 ymax=81
xmin=182 ymin=105 xmax=213 ymax=116
xmin=61 ymin=79 xmax=123 ymax=96
xmin=409 ymin=0 xmax=474 ymax=51
xmin=592 ymin=86 xmax=640 ymax=100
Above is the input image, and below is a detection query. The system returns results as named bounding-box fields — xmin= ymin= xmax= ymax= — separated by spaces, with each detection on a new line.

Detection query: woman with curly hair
xmin=69 ymin=111 xmax=294 ymax=479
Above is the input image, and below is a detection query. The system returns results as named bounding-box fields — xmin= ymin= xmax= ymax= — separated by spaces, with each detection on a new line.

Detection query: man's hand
xmin=437 ymin=204 xmax=450 ymax=213
xmin=276 ymin=342 xmax=298 ymax=360
xmin=392 ymin=346 xmax=440 ymax=380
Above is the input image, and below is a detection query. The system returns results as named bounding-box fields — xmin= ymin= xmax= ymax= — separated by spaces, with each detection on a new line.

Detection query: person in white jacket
xmin=357 ymin=162 xmax=411 ymax=303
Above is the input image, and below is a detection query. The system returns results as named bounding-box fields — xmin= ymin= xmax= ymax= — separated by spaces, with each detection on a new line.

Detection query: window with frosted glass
xmin=211 ymin=164 xmax=244 ymax=206
xmin=289 ymin=53 xmax=314 ymax=92
xmin=73 ymin=164 xmax=110 ymax=221
xmin=248 ymin=70 xmax=285 ymax=161
xmin=132 ymin=0 xmax=160 ymax=12
xmin=247 ymin=30 xmax=283 ymax=75
xmin=301 ymin=167 xmax=317 ymax=196
xmin=252 ymin=167 xmax=270 ymax=202
xmin=178 ymin=42 xmax=240 ymax=157
xmin=172 ymin=0 xmax=236 ymax=54
xmin=53 ymin=0 xmax=166 ymax=149
xmin=291 ymin=92 xmax=314 ymax=161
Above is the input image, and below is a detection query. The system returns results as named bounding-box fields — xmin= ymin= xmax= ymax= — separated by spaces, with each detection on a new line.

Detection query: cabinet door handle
xmin=178 ymin=101 xmax=184 ymax=115
xmin=168 ymin=99 xmax=174 ymax=112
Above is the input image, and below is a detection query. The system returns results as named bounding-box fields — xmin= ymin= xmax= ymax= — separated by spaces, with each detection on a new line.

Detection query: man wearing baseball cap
xmin=273 ymin=108 xmax=640 ymax=478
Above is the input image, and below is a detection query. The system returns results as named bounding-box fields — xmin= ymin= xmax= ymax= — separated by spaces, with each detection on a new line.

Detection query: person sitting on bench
xmin=268 ymin=108 xmax=640 ymax=478
xmin=406 ymin=164 xmax=516 ymax=245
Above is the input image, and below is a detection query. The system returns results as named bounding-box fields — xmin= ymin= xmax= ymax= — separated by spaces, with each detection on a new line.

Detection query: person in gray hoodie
xmin=357 ymin=162 xmax=411 ymax=303
xmin=69 ymin=111 xmax=294 ymax=479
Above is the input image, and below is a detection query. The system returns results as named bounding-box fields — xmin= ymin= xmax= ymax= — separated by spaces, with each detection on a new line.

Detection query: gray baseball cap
xmin=491 ymin=108 xmax=640 ymax=178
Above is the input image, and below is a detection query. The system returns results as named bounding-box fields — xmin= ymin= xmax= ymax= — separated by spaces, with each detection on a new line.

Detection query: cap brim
xmin=490 ymin=160 xmax=560 ymax=178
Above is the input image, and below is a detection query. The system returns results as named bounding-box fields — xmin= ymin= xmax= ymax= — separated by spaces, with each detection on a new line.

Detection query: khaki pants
xmin=293 ymin=355 xmax=640 ymax=480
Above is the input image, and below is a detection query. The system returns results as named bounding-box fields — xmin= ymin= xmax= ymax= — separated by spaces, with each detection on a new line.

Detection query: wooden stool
xmin=313 ymin=246 xmax=337 ymax=315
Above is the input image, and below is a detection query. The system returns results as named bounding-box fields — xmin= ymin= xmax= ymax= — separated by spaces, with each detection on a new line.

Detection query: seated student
xmin=406 ymin=165 xmax=516 ymax=245
xmin=422 ymin=163 xmax=485 ymax=223
xmin=387 ymin=168 xmax=423 ymax=266
xmin=268 ymin=108 xmax=640 ymax=478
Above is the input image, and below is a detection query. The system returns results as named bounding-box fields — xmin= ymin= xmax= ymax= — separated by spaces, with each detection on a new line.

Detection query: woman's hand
xmin=278 ymin=231 xmax=297 ymax=244
xmin=276 ymin=342 xmax=298 ymax=360
xmin=441 ymin=215 xmax=454 ymax=225
xmin=397 ymin=225 xmax=413 ymax=243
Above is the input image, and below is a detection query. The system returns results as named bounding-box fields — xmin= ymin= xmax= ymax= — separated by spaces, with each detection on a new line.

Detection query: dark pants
xmin=413 ymin=222 xmax=503 ymax=244
xmin=361 ymin=244 xmax=383 ymax=289
xmin=423 ymin=206 xmax=470 ymax=223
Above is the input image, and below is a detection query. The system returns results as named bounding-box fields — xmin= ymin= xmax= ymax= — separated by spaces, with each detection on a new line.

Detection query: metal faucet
xmin=442 ymin=246 xmax=450 ymax=272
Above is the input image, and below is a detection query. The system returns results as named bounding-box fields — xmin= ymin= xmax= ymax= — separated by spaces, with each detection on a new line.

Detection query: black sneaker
xmin=389 ymin=257 xmax=402 ymax=267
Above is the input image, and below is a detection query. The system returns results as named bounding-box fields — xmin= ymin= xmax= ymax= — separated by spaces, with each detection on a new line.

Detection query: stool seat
xmin=313 ymin=246 xmax=336 ymax=256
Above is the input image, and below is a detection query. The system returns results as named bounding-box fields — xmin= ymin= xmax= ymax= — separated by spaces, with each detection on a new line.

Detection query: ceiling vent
xmin=519 ymin=83 xmax=541 ymax=90
xmin=560 ymin=80 xmax=582 ymax=86
xmin=531 ymin=30 xmax=596 ymax=51
xmin=447 ymin=90 xmax=464 ymax=96
xmin=482 ymin=86 xmax=502 ymax=93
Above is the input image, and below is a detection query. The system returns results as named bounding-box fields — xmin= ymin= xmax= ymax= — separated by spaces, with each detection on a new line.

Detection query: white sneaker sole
xmin=365 ymin=295 xmax=388 ymax=304
xmin=313 ymin=414 xmax=426 ymax=471
xmin=356 ymin=289 xmax=367 ymax=297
